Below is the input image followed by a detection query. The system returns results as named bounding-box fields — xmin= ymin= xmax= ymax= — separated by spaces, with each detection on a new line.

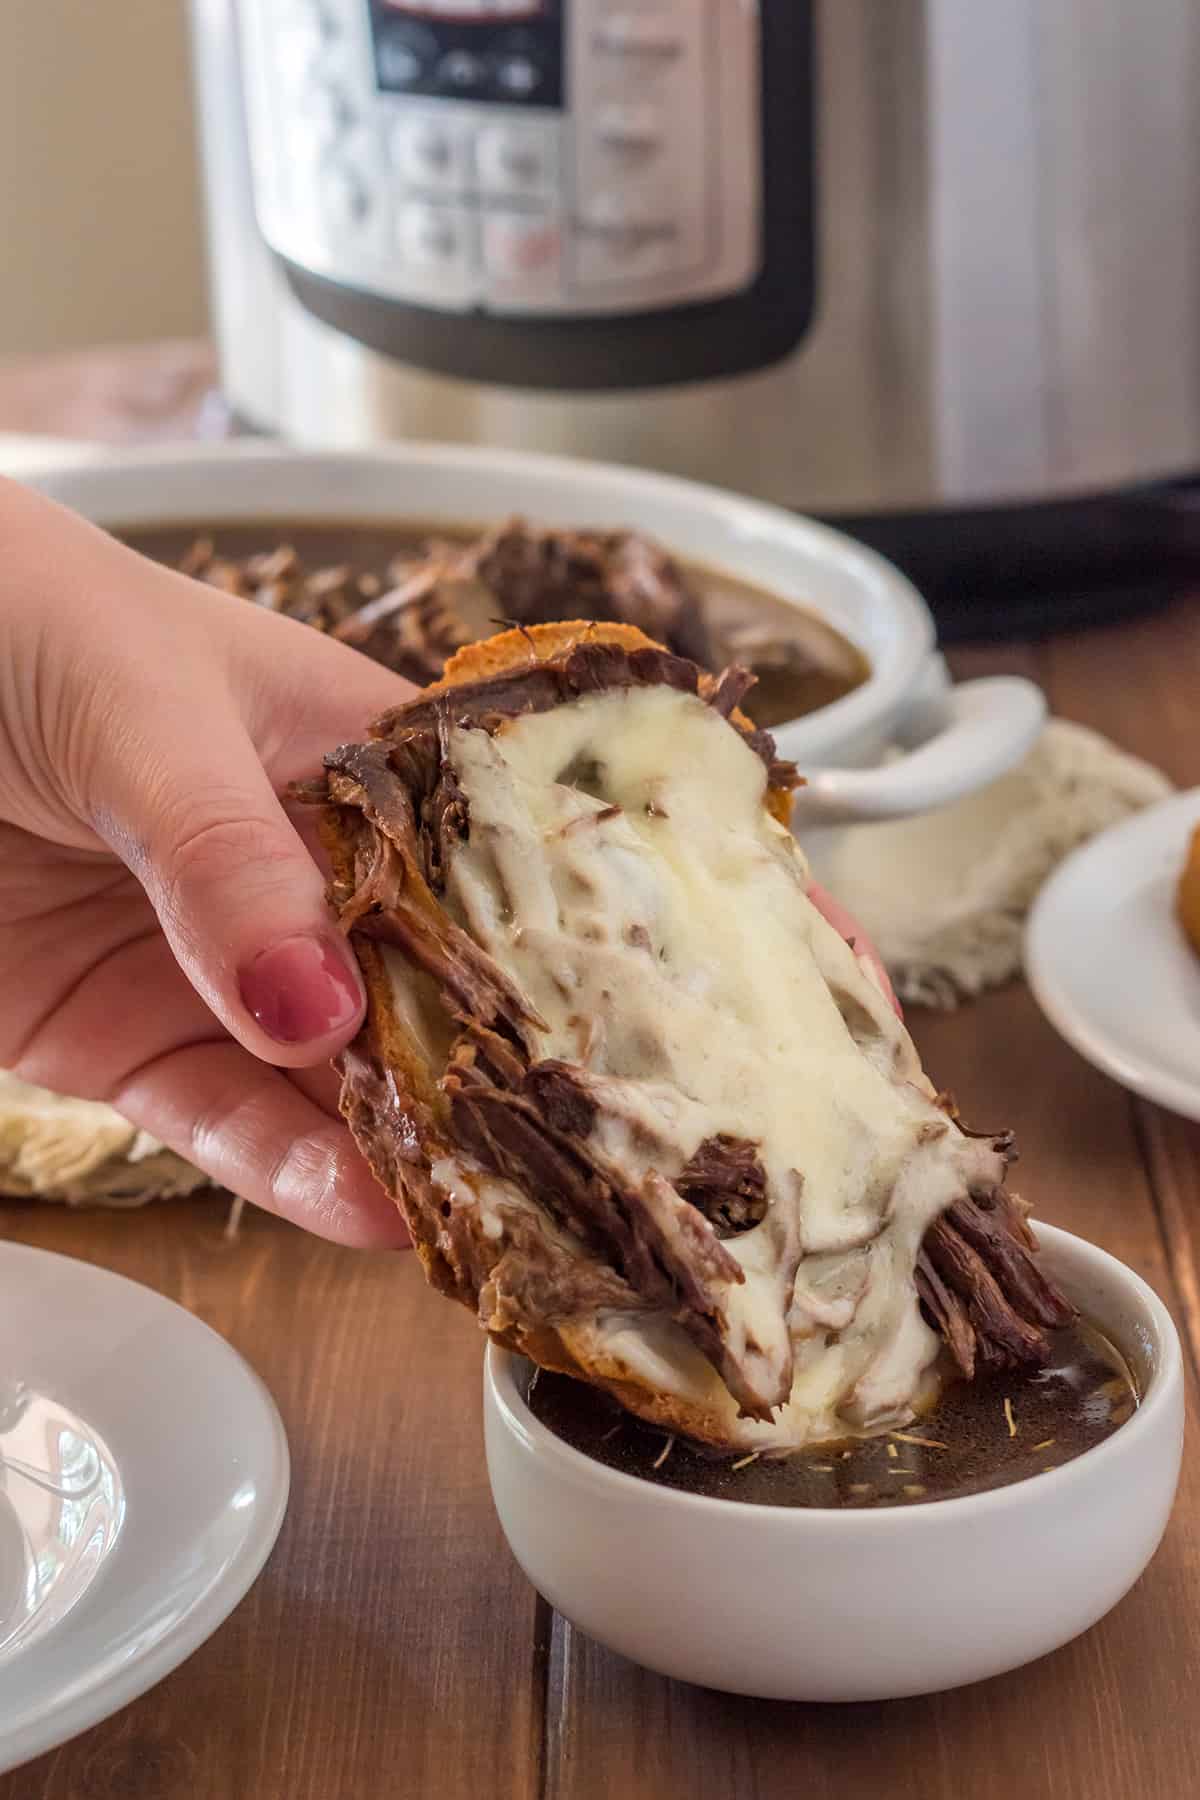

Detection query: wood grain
xmin=0 ymin=1199 xmax=542 ymax=1800
xmin=1039 ymin=599 xmax=1200 ymax=790
xmin=1037 ymin=589 xmax=1200 ymax=1380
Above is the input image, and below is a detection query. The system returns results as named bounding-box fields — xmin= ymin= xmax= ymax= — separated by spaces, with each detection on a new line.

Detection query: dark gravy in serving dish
xmin=526 ymin=1319 xmax=1137 ymax=1508
xmin=121 ymin=518 xmax=870 ymax=728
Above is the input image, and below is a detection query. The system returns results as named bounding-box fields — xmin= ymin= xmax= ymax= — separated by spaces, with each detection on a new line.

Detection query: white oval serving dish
xmin=16 ymin=440 xmax=1043 ymax=827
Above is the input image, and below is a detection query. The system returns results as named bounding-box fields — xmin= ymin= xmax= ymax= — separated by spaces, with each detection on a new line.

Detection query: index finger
xmin=806 ymin=880 xmax=902 ymax=1019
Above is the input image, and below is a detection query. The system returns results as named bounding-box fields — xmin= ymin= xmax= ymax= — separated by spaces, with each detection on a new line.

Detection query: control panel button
xmin=275 ymin=19 xmax=323 ymax=92
xmin=492 ymin=50 xmax=543 ymax=99
xmin=390 ymin=113 xmax=471 ymax=193
xmin=482 ymin=210 xmax=562 ymax=291
xmin=593 ymin=16 xmax=684 ymax=59
xmin=437 ymin=48 xmax=489 ymax=94
xmin=476 ymin=123 xmax=556 ymax=198
xmin=575 ymin=204 xmax=681 ymax=286
xmin=397 ymin=201 xmax=476 ymax=276
xmin=406 ymin=0 xmax=542 ymax=12
xmin=375 ymin=21 xmax=438 ymax=90
xmin=297 ymin=75 xmax=356 ymax=144
xmin=318 ymin=158 xmax=373 ymax=235
xmin=594 ymin=102 xmax=661 ymax=153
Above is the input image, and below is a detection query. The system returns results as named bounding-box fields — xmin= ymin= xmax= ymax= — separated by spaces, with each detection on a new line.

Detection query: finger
xmin=98 ymin=705 xmax=368 ymax=1069
xmin=112 ymin=1036 xmax=409 ymax=1249
xmin=807 ymin=880 xmax=902 ymax=1018
xmin=8 ymin=921 xmax=401 ymax=1247
xmin=288 ymin=1057 xmax=349 ymax=1117
xmin=104 ymin=586 xmax=414 ymax=1069
xmin=213 ymin=581 xmax=416 ymax=785
xmin=0 ymin=501 xmax=411 ymax=1071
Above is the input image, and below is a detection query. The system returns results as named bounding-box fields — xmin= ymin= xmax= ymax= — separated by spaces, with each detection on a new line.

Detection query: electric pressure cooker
xmin=188 ymin=0 xmax=1200 ymax=633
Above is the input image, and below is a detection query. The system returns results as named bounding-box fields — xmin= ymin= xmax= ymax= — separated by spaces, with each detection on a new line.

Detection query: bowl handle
xmin=787 ymin=671 xmax=1046 ymax=827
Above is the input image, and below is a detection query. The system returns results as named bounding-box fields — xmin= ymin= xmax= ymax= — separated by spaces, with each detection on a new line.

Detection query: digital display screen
xmin=379 ymin=3 xmax=546 ymax=19
xmin=370 ymin=0 xmax=562 ymax=108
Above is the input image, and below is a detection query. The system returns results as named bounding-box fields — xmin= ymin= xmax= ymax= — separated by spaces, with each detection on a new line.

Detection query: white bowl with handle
xmin=13 ymin=439 xmax=1044 ymax=826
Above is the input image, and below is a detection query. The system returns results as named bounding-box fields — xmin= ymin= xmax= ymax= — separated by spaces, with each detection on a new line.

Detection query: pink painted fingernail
xmin=239 ymin=934 xmax=362 ymax=1045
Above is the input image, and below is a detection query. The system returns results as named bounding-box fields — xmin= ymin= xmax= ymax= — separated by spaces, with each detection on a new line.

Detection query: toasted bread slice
xmin=317 ymin=621 xmax=1070 ymax=1450
xmin=400 ymin=619 xmax=797 ymax=828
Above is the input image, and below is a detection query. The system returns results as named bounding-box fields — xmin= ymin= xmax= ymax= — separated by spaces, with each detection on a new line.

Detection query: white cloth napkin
xmin=0 ymin=1073 xmax=207 ymax=1206
xmin=818 ymin=719 xmax=1172 ymax=1009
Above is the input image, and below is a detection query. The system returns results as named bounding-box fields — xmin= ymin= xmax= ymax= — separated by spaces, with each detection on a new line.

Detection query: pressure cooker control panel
xmin=238 ymin=0 xmax=763 ymax=317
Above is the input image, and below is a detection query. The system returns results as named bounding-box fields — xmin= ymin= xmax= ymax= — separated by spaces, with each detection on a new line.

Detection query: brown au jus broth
xmin=121 ymin=519 xmax=870 ymax=728
xmin=525 ymin=1319 xmax=1137 ymax=1508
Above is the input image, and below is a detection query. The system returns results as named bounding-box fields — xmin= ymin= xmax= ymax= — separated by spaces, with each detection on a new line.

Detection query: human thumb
xmin=102 ymin=701 xmax=365 ymax=1069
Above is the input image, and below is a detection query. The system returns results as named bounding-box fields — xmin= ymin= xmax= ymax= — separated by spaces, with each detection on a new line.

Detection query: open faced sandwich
xmin=308 ymin=621 xmax=1072 ymax=1452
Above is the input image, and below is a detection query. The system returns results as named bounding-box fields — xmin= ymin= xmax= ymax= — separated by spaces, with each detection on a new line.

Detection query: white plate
xmin=0 ymin=435 xmax=114 ymax=477
xmin=0 ymin=1244 xmax=289 ymax=1775
xmin=1026 ymin=788 xmax=1200 ymax=1120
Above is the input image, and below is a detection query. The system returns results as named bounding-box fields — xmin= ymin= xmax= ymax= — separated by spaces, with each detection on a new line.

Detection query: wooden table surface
xmin=2 ymin=346 xmax=1200 ymax=1800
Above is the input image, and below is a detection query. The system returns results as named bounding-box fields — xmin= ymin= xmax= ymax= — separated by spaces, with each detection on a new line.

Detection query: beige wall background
xmin=1 ymin=1 xmax=210 ymax=356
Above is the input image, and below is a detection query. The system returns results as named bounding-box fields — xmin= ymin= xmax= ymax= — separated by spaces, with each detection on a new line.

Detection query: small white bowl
xmin=484 ymin=1225 xmax=1183 ymax=1702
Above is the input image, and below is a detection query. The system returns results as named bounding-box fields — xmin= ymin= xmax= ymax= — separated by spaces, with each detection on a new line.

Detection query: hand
xmin=807 ymin=881 xmax=901 ymax=1017
xmin=0 ymin=478 xmax=413 ymax=1247
xmin=0 ymin=479 xmax=899 ymax=1248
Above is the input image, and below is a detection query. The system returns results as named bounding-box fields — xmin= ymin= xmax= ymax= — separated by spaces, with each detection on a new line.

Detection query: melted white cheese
xmin=416 ymin=685 xmax=1001 ymax=1448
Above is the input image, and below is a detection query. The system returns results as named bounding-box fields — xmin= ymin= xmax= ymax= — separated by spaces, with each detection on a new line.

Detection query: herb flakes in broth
xmin=526 ymin=1319 xmax=1136 ymax=1509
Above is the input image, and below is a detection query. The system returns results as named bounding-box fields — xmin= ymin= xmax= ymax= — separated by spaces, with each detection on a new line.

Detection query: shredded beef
xmin=944 ymin=1190 xmax=1073 ymax=1330
xmin=181 ymin=517 xmax=712 ymax=682
xmin=373 ymin=639 xmax=698 ymax=737
xmin=441 ymin=1060 xmax=785 ymax=1418
xmin=318 ymin=634 xmax=1074 ymax=1413
xmin=368 ymin=640 xmax=799 ymax=793
xmin=448 ymin=1015 xmax=528 ymax=1092
xmin=521 ymin=1061 xmax=600 ymax=1137
xmin=445 ymin=1065 xmax=743 ymax=1308
xmin=477 ymin=1205 xmax=650 ymax=1335
xmin=321 ymin=741 xmax=541 ymax=1047
xmin=913 ymin=1187 xmax=1074 ymax=1379
xmin=677 ymin=1135 xmax=769 ymax=1237
xmin=706 ymin=666 xmax=758 ymax=720
xmin=915 ymin=1250 xmax=979 ymax=1380
xmin=181 ymin=537 xmax=384 ymax=632
xmin=472 ymin=521 xmax=713 ymax=667
xmin=923 ymin=1207 xmax=1055 ymax=1373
